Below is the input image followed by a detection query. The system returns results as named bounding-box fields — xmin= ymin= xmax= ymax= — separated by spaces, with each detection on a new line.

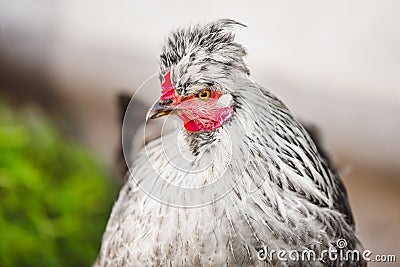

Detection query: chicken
xmin=95 ymin=19 xmax=365 ymax=267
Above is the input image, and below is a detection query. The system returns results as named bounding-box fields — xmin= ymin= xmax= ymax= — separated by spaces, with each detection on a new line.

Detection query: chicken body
xmin=95 ymin=19 xmax=365 ymax=267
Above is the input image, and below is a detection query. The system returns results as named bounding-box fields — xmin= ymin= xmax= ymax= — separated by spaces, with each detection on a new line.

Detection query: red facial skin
xmin=160 ymin=71 xmax=234 ymax=132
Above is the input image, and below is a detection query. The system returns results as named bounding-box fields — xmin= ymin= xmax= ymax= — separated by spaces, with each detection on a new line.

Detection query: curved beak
xmin=146 ymin=100 xmax=174 ymax=121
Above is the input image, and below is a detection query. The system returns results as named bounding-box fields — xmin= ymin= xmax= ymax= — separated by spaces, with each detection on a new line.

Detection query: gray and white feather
xmin=95 ymin=19 xmax=365 ymax=267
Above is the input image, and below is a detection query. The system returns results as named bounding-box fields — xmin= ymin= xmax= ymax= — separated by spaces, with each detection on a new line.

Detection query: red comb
xmin=160 ymin=71 xmax=175 ymax=100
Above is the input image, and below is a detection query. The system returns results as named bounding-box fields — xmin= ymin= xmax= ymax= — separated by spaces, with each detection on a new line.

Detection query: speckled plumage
xmin=95 ymin=19 xmax=365 ymax=267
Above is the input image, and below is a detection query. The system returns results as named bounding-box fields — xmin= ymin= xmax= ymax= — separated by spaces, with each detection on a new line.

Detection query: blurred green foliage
xmin=0 ymin=103 xmax=118 ymax=267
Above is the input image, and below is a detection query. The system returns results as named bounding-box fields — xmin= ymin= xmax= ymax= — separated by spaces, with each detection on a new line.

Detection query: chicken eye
xmin=197 ymin=89 xmax=211 ymax=99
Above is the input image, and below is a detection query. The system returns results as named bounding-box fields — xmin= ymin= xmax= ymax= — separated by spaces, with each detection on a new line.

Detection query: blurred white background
xmin=0 ymin=0 xmax=399 ymax=265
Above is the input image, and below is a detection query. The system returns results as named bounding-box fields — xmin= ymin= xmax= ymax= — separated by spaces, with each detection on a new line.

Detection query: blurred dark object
xmin=116 ymin=93 xmax=148 ymax=177
xmin=302 ymin=122 xmax=335 ymax=171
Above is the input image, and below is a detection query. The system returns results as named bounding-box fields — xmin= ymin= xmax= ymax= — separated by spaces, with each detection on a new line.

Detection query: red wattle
xmin=181 ymin=105 xmax=234 ymax=132
xmin=184 ymin=120 xmax=202 ymax=132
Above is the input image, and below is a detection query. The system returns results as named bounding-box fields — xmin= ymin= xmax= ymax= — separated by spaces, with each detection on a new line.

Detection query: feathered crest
xmin=159 ymin=19 xmax=249 ymax=77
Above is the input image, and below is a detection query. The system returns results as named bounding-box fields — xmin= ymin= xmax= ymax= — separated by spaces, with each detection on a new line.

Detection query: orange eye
xmin=197 ymin=89 xmax=211 ymax=99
